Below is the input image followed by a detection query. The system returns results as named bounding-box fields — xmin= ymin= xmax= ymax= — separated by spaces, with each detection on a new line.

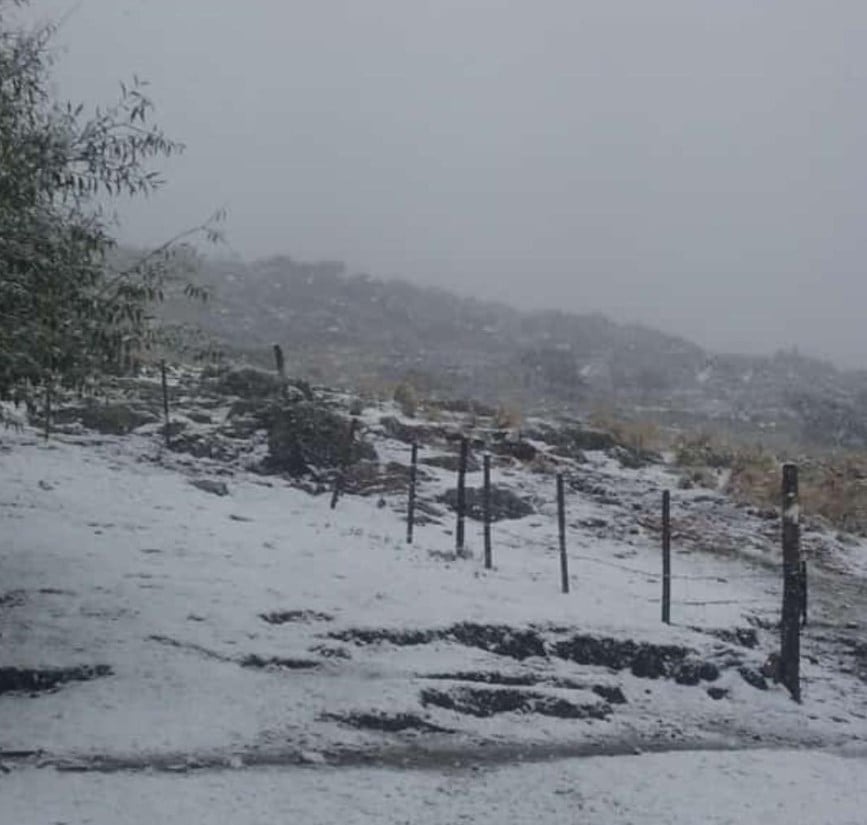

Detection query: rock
xmin=264 ymin=403 xmax=376 ymax=477
xmin=561 ymin=426 xmax=618 ymax=452
xmin=439 ymin=485 xmax=534 ymax=522
xmin=738 ymin=666 xmax=768 ymax=691
xmin=610 ymin=445 xmax=660 ymax=469
xmin=592 ymin=684 xmax=627 ymax=704
xmin=378 ymin=416 xmax=449 ymax=445
xmin=707 ymin=686 xmax=729 ymax=700
xmin=187 ymin=410 xmax=213 ymax=424
xmin=189 ymin=478 xmax=229 ymax=496
xmin=213 ymin=368 xmax=285 ymax=398
xmin=699 ymin=662 xmax=720 ymax=682
xmin=169 ymin=432 xmax=241 ymax=462
xmin=79 ymin=403 xmax=157 ymax=435
xmin=673 ymin=660 xmax=704 ymax=686
xmin=490 ymin=438 xmax=538 ymax=462
xmin=298 ymin=750 xmax=327 ymax=765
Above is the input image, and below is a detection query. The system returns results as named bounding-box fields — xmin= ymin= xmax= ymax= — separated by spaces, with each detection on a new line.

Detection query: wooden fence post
xmin=273 ymin=344 xmax=287 ymax=398
xmin=800 ymin=559 xmax=808 ymax=627
xmin=780 ymin=462 xmax=801 ymax=702
xmin=557 ymin=474 xmax=569 ymax=593
xmin=43 ymin=382 xmax=52 ymax=441
xmin=160 ymin=360 xmax=170 ymax=447
xmin=330 ymin=418 xmax=358 ymax=509
xmin=662 ymin=489 xmax=671 ymax=624
xmin=456 ymin=437 xmax=468 ymax=553
xmin=273 ymin=344 xmax=285 ymax=379
xmin=483 ymin=453 xmax=492 ymax=569
xmin=407 ymin=442 xmax=418 ymax=544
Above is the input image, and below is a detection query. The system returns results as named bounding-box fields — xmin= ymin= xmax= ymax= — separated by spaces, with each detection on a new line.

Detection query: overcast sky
xmin=23 ymin=0 xmax=867 ymax=366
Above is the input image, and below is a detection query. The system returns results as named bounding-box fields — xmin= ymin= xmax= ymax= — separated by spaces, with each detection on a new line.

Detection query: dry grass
xmin=695 ymin=436 xmax=867 ymax=535
xmin=674 ymin=431 xmax=735 ymax=468
xmin=494 ymin=404 xmax=524 ymax=431
xmin=393 ymin=382 xmax=418 ymax=418
xmin=587 ymin=409 xmax=666 ymax=453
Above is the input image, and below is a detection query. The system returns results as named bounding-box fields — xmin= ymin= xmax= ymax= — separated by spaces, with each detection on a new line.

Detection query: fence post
xmin=662 ymin=489 xmax=671 ymax=624
xmin=456 ymin=437 xmax=468 ymax=553
xmin=160 ymin=360 xmax=170 ymax=447
xmin=800 ymin=559 xmax=808 ymax=627
xmin=557 ymin=473 xmax=569 ymax=593
xmin=780 ymin=462 xmax=801 ymax=702
xmin=273 ymin=344 xmax=287 ymax=398
xmin=483 ymin=453 xmax=492 ymax=569
xmin=407 ymin=442 xmax=418 ymax=544
xmin=330 ymin=418 xmax=358 ymax=509
xmin=43 ymin=382 xmax=52 ymax=441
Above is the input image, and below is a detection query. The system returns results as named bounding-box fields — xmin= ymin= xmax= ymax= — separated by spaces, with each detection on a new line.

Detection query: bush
xmin=674 ymin=432 xmax=734 ymax=468
xmin=393 ymin=382 xmax=418 ymax=418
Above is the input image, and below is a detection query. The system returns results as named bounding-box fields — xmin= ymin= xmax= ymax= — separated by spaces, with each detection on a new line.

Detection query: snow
xmin=2 ymin=395 xmax=867 ymax=821
xmin=3 ymin=749 xmax=866 ymax=825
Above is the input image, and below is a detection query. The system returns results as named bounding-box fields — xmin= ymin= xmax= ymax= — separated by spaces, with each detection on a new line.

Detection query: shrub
xmin=393 ymin=382 xmax=418 ymax=418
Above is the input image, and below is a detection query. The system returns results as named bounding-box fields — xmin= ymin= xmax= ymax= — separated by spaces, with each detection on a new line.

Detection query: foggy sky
xmin=26 ymin=0 xmax=867 ymax=367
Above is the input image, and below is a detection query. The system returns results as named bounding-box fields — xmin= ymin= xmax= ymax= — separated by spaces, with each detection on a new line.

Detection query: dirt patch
xmin=329 ymin=623 xmax=546 ymax=659
xmin=438 ymin=486 xmax=535 ymax=522
xmin=448 ymin=623 xmax=547 ymax=660
xmin=260 ymin=610 xmax=333 ymax=624
xmin=693 ymin=626 xmax=759 ymax=649
xmin=423 ymin=671 xmax=628 ymax=705
xmin=0 ymin=664 xmax=111 ymax=695
xmin=553 ymin=635 xmax=693 ymax=679
xmin=320 ymin=711 xmax=453 ymax=734
xmin=328 ymin=627 xmax=441 ymax=646
xmin=331 ymin=623 xmax=745 ymax=689
xmin=240 ymin=655 xmax=321 ymax=671
xmin=0 ymin=590 xmax=26 ymax=607
xmin=420 ymin=685 xmax=612 ymax=720
xmin=423 ymin=671 xmax=538 ymax=687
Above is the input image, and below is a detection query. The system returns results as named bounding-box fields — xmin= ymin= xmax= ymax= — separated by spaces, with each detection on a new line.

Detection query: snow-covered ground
xmin=2 ymin=383 xmax=867 ymax=822
xmin=4 ymin=749 xmax=867 ymax=825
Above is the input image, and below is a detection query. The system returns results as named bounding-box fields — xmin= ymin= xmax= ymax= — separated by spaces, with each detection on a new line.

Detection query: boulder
xmin=439 ymin=485 xmax=534 ymax=522
xmin=189 ymin=478 xmax=229 ymax=496
xmin=264 ymin=404 xmax=376 ymax=476
xmin=213 ymin=367 xmax=285 ymax=398
xmin=79 ymin=403 xmax=158 ymax=435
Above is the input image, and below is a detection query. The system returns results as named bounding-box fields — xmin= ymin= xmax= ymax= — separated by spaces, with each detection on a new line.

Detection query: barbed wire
xmin=491 ymin=525 xmax=776 ymax=582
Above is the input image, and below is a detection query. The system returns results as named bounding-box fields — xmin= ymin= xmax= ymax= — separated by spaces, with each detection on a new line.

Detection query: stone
xmin=439 ymin=485 xmax=534 ymax=522
xmin=189 ymin=478 xmax=229 ymax=496
xmin=79 ymin=403 xmax=157 ymax=435
xmin=265 ymin=403 xmax=376 ymax=476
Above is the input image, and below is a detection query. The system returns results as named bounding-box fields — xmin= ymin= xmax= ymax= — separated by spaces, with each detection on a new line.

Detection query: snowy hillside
xmin=2 ymin=368 xmax=866 ymax=822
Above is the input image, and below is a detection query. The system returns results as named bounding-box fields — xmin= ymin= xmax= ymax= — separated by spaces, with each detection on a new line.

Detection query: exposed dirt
xmin=320 ymin=712 xmax=453 ymax=734
xmin=239 ymin=655 xmax=322 ymax=671
xmin=260 ymin=609 xmax=334 ymax=624
xmin=0 ymin=665 xmax=112 ymax=695
xmin=420 ymin=685 xmax=612 ymax=720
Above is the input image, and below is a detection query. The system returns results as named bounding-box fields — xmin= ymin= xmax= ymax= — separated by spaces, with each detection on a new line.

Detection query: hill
xmin=163 ymin=255 xmax=867 ymax=450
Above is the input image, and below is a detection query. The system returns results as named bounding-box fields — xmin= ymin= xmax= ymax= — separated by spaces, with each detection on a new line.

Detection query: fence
xmin=396 ymin=435 xmax=805 ymax=701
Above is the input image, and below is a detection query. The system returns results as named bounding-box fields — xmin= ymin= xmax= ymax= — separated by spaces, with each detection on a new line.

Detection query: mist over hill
xmin=163 ymin=254 xmax=867 ymax=449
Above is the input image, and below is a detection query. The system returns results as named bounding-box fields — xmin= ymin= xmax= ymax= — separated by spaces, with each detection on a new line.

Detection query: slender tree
xmin=0 ymin=0 xmax=219 ymax=412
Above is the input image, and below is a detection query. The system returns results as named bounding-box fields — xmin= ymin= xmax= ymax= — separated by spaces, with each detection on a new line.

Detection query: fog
xmin=29 ymin=0 xmax=867 ymax=367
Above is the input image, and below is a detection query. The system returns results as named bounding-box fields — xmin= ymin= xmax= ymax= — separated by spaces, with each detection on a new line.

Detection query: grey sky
xmin=29 ymin=0 xmax=867 ymax=366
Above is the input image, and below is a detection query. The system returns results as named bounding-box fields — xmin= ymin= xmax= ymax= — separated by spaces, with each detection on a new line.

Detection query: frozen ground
xmin=1 ymin=387 xmax=866 ymax=822
xmin=4 ymin=748 xmax=867 ymax=825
